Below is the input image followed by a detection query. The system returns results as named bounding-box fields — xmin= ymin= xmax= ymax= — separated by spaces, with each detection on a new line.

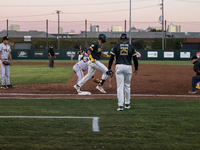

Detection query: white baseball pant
xmin=0 ymin=60 xmax=11 ymax=86
xmin=73 ymin=64 xmax=84 ymax=84
xmin=78 ymin=54 xmax=83 ymax=61
xmin=115 ymin=64 xmax=132 ymax=106
xmin=78 ymin=60 xmax=108 ymax=87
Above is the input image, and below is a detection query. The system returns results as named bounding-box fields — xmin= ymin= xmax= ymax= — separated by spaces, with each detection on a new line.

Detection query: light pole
xmin=129 ymin=0 xmax=131 ymax=44
xmin=57 ymin=10 xmax=61 ymax=49
xmin=161 ymin=0 xmax=164 ymax=50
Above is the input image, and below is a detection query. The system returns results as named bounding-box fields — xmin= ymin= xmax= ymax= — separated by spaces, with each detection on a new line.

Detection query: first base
xmin=78 ymin=91 xmax=91 ymax=95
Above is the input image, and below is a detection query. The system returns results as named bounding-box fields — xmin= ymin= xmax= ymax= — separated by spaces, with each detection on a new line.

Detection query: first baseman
xmin=74 ymin=34 xmax=111 ymax=93
xmin=73 ymin=56 xmax=89 ymax=92
xmin=0 ymin=36 xmax=13 ymax=89
xmin=108 ymin=33 xmax=138 ymax=111
xmin=189 ymin=56 xmax=200 ymax=94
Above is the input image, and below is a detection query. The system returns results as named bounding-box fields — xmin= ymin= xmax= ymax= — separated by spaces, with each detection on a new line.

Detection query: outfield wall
xmin=11 ymin=49 xmax=200 ymax=60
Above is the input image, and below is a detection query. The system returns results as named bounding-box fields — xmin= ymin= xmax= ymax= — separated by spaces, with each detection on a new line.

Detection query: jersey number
xmin=120 ymin=47 xmax=128 ymax=55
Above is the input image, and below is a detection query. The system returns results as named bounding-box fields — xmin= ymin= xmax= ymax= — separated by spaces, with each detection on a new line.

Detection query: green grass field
xmin=13 ymin=59 xmax=193 ymax=66
xmin=10 ymin=65 xmax=74 ymax=85
xmin=0 ymin=98 xmax=200 ymax=149
xmin=1 ymin=60 xmax=199 ymax=149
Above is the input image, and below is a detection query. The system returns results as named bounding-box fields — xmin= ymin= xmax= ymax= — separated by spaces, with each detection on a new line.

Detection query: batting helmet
xmin=120 ymin=33 xmax=128 ymax=39
xmin=98 ymin=34 xmax=107 ymax=43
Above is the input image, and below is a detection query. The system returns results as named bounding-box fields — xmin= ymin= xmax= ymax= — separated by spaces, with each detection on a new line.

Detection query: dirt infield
xmin=1 ymin=62 xmax=200 ymax=99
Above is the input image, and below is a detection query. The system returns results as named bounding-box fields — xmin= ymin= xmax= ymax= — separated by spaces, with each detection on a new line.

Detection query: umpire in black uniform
xmin=48 ymin=45 xmax=55 ymax=68
xmin=189 ymin=56 xmax=200 ymax=94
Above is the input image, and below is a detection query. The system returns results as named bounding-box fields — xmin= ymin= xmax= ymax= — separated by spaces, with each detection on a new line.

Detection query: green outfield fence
xmin=11 ymin=49 xmax=200 ymax=60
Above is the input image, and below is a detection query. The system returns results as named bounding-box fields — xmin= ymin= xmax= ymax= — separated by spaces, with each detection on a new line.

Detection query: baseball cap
xmin=50 ymin=45 xmax=53 ymax=47
xmin=2 ymin=36 xmax=9 ymax=41
xmin=190 ymin=56 xmax=198 ymax=60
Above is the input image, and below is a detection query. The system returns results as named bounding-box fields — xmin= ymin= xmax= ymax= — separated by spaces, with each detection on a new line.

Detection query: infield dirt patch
xmin=0 ymin=62 xmax=198 ymax=99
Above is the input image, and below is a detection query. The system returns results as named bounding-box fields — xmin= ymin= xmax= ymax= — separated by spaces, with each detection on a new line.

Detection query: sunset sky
xmin=0 ymin=0 xmax=199 ymax=33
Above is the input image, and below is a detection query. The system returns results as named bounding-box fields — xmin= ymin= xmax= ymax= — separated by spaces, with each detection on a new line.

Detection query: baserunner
xmin=74 ymin=34 xmax=111 ymax=93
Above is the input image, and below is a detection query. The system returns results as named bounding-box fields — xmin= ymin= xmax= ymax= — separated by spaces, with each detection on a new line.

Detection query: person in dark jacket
xmin=48 ymin=45 xmax=56 ymax=68
xmin=189 ymin=56 xmax=200 ymax=94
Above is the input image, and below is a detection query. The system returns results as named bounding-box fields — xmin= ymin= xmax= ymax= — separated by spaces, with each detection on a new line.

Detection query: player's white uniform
xmin=73 ymin=57 xmax=89 ymax=84
xmin=115 ymin=64 xmax=132 ymax=106
xmin=0 ymin=43 xmax=11 ymax=86
xmin=78 ymin=54 xmax=83 ymax=62
xmin=77 ymin=41 xmax=108 ymax=88
xmin=78 ymin=60 xmax=108 ymax=87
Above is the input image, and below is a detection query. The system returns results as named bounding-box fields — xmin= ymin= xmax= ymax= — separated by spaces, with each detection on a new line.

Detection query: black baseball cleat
xmin=1 ymin=85 xmax=8 ymax=89
xmin=7 ymin=85 xmax=14 ymax=88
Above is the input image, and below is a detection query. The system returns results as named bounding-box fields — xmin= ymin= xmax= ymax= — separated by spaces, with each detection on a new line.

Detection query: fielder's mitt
xmin=93 ymin=78 xmax=101 ymax=83
xmin=3 ymin=61 xmax=10 ymax=65
xmin=106 ymin=70 xmax=114 ymax=78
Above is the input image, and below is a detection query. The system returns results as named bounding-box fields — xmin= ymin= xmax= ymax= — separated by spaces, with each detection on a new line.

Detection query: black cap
xmin=2 ymin=36 xmax=9 ymax=42
xmin=120 ymin=33 xmax=128 ymax=39
xmin=50 ymin=45 xmax=53 ymax=47
xmin=190 ymin=56 xmax=198 ymax=60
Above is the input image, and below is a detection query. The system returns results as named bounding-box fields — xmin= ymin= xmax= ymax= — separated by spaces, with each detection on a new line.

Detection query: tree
xmin=132 ymin=39 xmax=146 ymax=49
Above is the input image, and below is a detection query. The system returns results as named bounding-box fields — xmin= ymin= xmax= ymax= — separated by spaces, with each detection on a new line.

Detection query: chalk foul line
xmin=0 ymin=116 xmax=99 ymax=132
xmin=0 ymin=93 xmax=200 ymax=98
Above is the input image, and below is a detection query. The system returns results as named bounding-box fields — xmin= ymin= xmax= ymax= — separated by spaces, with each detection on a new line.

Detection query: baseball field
xmin=0 ymin=60 xmax=200 ymax=149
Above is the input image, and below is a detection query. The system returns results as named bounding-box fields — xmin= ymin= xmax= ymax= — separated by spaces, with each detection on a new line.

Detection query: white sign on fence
xmin=148 ymin=51 xmax=158 ymax=58
xmin=164 ymin=52 xmax=174 ymax=58
xmin=180 ymin=52 xmax=190 ymax=58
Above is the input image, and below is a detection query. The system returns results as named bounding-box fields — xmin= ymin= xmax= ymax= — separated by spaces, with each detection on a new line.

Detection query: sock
xmin=98 ymin=79 xmax=105 ymax=86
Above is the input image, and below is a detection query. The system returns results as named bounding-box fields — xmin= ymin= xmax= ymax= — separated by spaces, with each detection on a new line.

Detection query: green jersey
xmin=110 ymin=42 xmax=137 ymax=65
xmin=89 ymin=41 xmax=103 ymax=60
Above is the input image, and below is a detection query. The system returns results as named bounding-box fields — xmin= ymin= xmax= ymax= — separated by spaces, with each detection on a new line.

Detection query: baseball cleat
xmin=7 ymin=85 xmax=14 ymax=88
xmin=117 ymin=106 xmax=123 ymax=111
xmin=196 ymin=85 xmax=200 ymax=89
xmin=74 ymin=85 xmax=81 ymax=93
xmin=125 ymin=104 xmax=130 ymax=109
xmin=1 ymin=85 xmax=8 ymax=89
xmin=96 ymin=85 xmax=106 ymax=93
xmin=188 ymin=91 xmax=197 ymax=94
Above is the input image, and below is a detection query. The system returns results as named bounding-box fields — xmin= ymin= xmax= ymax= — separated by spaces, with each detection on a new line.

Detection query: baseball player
xmin=77 ymin=46 xmax=84 ymax=61
xmin=0 ymin=36 xmax=13 ymax=89
xmin=73 ymin=56 xmax=100 ymax=93
xmin=73 ymin=57 xmax=89 ymax=91
xmin=108 ymin=33 xmax=138 ymax=111
xmin=74 ymin=34 xmax=111 ymax=93
xmin=188 ymin=56 xmax=200 ymax=94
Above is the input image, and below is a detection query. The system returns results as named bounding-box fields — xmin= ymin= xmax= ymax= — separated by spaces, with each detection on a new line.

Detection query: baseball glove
xmin=93 ymin=78 xmax=101 ymax=83
xmin=106 ymin=70 xmax=114 ymax=78
xmin=3 ymin=61 xmax=10 ymax=65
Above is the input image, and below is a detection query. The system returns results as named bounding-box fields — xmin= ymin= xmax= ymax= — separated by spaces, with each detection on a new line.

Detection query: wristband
xmin=106 ymin=55 xmax=111 ymax=58
xmin=89 ymin=55 xmax=93 ymax=59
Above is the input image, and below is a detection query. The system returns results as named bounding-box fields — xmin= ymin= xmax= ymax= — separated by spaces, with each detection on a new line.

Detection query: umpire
xmin=48 ymin=45 xmax=55 ymax=68
xmin=189 ymin=56 xmax=200 ymax=94
xmin=108 ymin=33 xmax=138 ymax=111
